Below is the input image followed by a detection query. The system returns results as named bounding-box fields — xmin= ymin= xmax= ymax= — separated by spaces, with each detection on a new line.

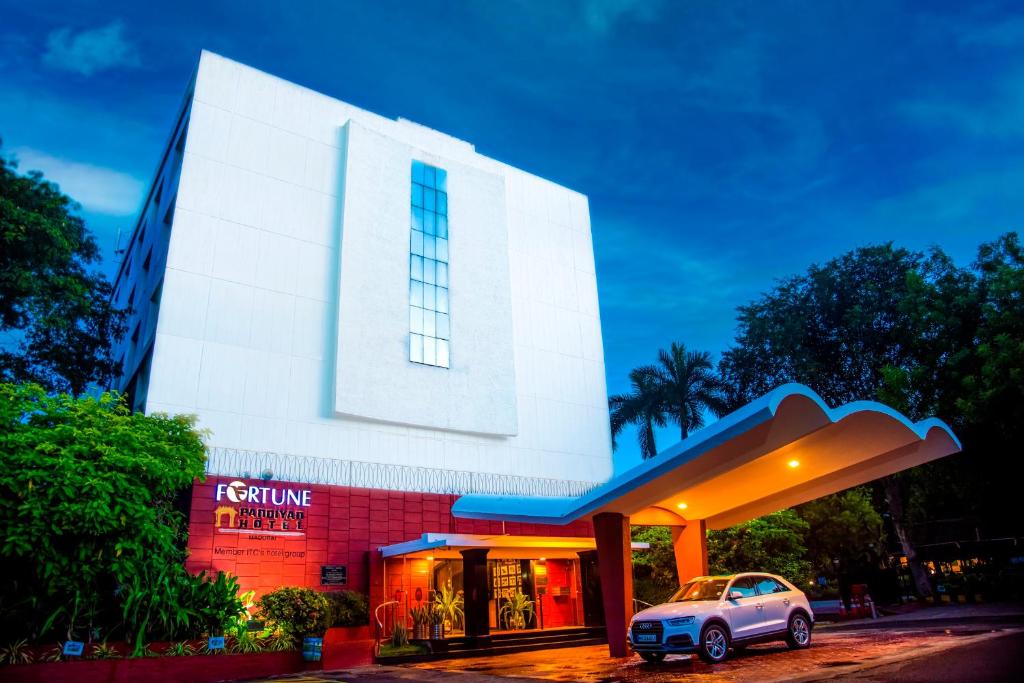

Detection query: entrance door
xmin=723 ymin=576 xmax=766 ymax=639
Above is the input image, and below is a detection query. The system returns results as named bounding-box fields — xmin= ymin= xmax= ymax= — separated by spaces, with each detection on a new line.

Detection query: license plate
xmin=636 ymin=634 xmax=658 ymax=643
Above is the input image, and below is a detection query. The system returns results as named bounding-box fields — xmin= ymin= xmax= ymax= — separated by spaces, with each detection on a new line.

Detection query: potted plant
xmin=256 ymin=587 xmax=331 ymax=662
xmin=499 ymin=591 xmax=535 ymax=630
xmin=428 ymin=604 xmax=446 ymax=641
xmin=433 ymin=585 xmax=464 ymax=632
xmin=409 ymin=606 xmax=430 ymax=641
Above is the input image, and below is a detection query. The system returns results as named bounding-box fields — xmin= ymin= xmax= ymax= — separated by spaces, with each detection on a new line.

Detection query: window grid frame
xmin=409 ymin=160 xmax=450 ymax=368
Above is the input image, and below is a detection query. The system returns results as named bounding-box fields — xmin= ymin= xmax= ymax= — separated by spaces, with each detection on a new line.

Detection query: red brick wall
xmin=186 ymin=476 xmax=594 ymax=608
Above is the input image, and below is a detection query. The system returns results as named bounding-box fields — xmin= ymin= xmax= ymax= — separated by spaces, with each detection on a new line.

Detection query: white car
xmin=628 ymin=572 xmax=814 ymax=664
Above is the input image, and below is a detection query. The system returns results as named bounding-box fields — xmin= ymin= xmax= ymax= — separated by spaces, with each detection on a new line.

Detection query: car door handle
xmin=783 ymin=599 xmax=790 ymax=606
xmin=756 ymin=603 xmax=764 ymax=609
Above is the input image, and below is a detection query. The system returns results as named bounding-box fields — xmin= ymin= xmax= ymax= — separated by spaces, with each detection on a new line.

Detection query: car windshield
xmin=671 ymin=578 xmax=730 ymax=602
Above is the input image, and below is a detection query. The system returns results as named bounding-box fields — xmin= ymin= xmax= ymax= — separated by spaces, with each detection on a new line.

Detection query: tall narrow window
xmin=409 ymin=161 xmax=449 ymax=368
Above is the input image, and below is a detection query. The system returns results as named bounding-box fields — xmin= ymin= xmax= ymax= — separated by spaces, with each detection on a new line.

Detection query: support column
xmin=368 ymin=550 xmax=386 ymax=638
xmin=593 ymin=512 xmax=633 ymax=658
xmin=460 ymin=548 xmax=490 ymax=647
xmin=671 ymin=520 xmax=708 ymax=583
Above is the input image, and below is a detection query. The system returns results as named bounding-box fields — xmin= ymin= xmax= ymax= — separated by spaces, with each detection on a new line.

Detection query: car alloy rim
xmin=705 ymin=628 xmax=727 ymax=659
xmin=792 ymin=616 xmax=809 ymax=645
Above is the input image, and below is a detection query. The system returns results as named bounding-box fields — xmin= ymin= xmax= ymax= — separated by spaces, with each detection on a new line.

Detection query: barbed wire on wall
xmin=204 ymin=446 xmax=599 ymax=498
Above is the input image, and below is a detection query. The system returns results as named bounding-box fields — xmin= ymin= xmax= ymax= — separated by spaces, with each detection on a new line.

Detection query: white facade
xmin=114 ymin=51 xmax=612 ymax=489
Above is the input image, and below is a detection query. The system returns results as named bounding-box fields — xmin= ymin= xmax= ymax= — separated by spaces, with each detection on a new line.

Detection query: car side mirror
xmin=728 ymin=590 xmax=744 ymax=600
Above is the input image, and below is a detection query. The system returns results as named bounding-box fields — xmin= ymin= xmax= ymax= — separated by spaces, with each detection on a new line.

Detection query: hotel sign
xmin=213 ymin=479 xmax=311 ymax=537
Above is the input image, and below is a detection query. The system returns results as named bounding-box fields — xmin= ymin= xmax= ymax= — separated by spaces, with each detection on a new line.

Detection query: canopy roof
xmin=452 ymin=384 xmax=961 ymax=530
xmin=380 ymin=533 xmax=649 ymax=560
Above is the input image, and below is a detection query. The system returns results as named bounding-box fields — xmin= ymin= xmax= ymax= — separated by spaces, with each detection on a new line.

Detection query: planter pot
xmin=302 ymin=636 xmax=323 ymax=662
xmin=413 ymin=624 xmax=429 ymax=640
xmin=429 ymin=623 xmax=444 ymax=640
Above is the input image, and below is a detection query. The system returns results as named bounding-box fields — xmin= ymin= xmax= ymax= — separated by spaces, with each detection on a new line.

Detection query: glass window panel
xmin=436 ymin=262 xmax=448 ymax=287
xmin=412 ymin=207 xmax=424 ymax=231
xmin=410 ymin=333 xmax=423 ymax=363
xmin=412 ymin=183 xmax=424 ymax=208
xmin=437 ymin=312 xmax=450 ymax=340
xmin=424 ymin=210 xmax=436 ymax=236
xmin=437 ymin=191 xmax=447 ymax=215
xmin=435 ymin=168 xmax=447 ymax=192
xmin=423 ymin=309 xmax=436 ymax=337
xmin=412 ymin=161 xmax=425 ymax=185
xmin=424 ymin=165 xmax=436 ymax=188
xmin=423 ymin=258 xmax=436 ymax=285
xmin=423 ymin=336 xmax=436 ymax=366
xmin=411 ymin=230 xmax=424 ymax=256
xmin=437 ymin=339 xmax=449 ymax=368
xmin=423 ymin=283 xmax=436 ymax=311
xmin=436 ymin=287 xmax=449 ymax=313
xmin=424 ymin=234 xmax=436 ymax=260
xmin=424 ymin=187 xmax=436 ymax=212
xmin=436 ymin=237 xmax=448 ymax=262
xmin=437 ymin=215 xmax=448 ymax=239
xmin=410 ymin=280 xmax=423 ymax=307
xmin=410 ymin=306 xmax=424 ymax=334
xmin=411 ymin=254 xmax=424 ymax=281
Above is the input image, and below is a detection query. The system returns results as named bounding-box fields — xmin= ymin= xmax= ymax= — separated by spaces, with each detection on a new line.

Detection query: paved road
xmin=823 ymin=628 xmax=1024 ymax=682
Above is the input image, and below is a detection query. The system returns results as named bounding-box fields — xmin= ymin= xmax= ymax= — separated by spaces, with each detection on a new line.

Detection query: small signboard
xmin=321 ymin=564 xmax=347 ymax=586
xmin=207 ymin=636 xmax=225 ymax=651
xmin=62 ymin=641 xmax=84 ymax=657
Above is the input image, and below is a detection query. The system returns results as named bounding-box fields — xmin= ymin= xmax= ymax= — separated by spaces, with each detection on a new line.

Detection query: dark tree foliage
xmin=718 ymin=236 xmax=1024 ymax=597
xmin=0 ymin=142 xmax=125 ymax=395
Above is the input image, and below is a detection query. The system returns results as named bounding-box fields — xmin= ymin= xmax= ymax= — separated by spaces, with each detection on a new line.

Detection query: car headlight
xmin=667 ymin=616 xmax=695 ymax=626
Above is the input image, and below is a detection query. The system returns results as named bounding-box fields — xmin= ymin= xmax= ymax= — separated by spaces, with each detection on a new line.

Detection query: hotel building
xmin=110 ymin=51 xmax=961 ymax=656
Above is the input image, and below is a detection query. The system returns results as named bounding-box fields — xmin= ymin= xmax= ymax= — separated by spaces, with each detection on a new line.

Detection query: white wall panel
xmin=147 ymin=51 xmax=613 ymax=486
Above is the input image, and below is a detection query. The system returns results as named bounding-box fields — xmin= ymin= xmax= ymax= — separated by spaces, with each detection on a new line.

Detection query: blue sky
xmin=2 ymin=1 xmax=1022 ymax=468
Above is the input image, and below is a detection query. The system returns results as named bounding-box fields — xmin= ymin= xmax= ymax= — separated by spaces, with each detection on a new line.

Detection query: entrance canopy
xmin=380 ymin=533 xmax=649 ymax=560
xmin=452 ymin=384 xmax=961 ymax=530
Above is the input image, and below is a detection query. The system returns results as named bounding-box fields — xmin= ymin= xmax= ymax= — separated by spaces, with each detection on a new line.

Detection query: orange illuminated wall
xmin=539 ymin=559 xmax=578 ymax=627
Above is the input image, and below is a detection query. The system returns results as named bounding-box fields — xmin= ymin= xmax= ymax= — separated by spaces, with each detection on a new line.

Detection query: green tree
xmin=797 ymin=488 xmax=885 ymax=584
xmin=609 ymin=367 xmax=666 ymax=458
xmin=718 ymin=243 xmax=973 ymax=597
xmin=631 ymin=526 xmax=678 ymax=605
xmin=610 ymin=342 xmax=725 ymax=458
xmin=707 ymin=510 xmax=812 ymax=587
xmin=0 ymin=143 xmax=125 ymax=395
xmin=0 ymin=383 xmax=217 ymax=648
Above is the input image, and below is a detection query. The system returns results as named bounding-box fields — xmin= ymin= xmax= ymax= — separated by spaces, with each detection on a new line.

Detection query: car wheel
xmin=786 ymin=612 xmax=812 ymax=649
xmin=638 ymin=651 xmax=666 ymax=664
xmin=698 ymin=623 xmax=730 ymax=664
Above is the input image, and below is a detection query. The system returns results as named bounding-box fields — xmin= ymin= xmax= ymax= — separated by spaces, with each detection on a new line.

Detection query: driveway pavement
xmin=250 ymin=623 xmax=1024 ymax=682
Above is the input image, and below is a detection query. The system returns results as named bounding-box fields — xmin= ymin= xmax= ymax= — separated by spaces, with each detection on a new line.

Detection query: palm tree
xmin=609 ymin=366 xmax=666 ymax=458
xmin=609 ymin=342 xmax=728 ymax=459
xmin=655 ymin=342 xmax=728 ymax=439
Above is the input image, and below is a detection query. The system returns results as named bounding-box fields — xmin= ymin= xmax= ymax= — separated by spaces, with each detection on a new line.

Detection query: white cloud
xmin=12 ymin=147 xmax=144 ymax=216
xmin=42 ymin=21 xmax=140 ymax=76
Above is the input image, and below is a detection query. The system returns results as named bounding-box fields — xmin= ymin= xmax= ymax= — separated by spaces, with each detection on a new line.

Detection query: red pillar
xmin=593 ymin=512 xmax=633 ymax=658
xmin=671 ymin=520 xmax=708 ymax=583
xmin=368 ymin=550 xmax=385 ymax=639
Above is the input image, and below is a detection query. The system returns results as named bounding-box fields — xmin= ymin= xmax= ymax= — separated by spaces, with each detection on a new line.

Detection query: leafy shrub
xmin=0 ymin=384 xmax=207 ymax=645
xmin=257 ymin=587 xmax=331 ymax=639
xmin=324 ymin=590 xmax=369 ymax=627
xmin=391 ymin=621 xmax=409 ymax=647
xmin=166 ymin=641 xmax=196 ymax=657
xmin=0 ymin=639 xmax=33 ymax=665
xmin=89 ymin=642 xmax=121 ymax=660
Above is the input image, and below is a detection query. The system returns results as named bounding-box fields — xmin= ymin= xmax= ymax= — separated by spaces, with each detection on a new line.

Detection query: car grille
xmin=630 ymin=620 xmax=664 ymax=644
